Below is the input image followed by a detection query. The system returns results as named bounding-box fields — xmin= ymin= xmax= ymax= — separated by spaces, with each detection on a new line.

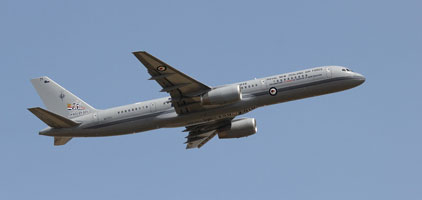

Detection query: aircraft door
xmin=326 ymin=67 xmax=332 ymax=78
xmin=92 ymin=112 xmax=99 ymax=124
xmin=149 ymin=102 xmax=156 ymax=113
xmin=260 ymin=79 xmax=268 ymax=89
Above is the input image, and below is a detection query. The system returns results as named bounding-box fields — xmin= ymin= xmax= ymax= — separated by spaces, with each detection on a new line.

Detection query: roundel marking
xmin=157 ymin=66 xmax=167 ymax=71
xmin=269 ymin=87 xmax=278 ymax=96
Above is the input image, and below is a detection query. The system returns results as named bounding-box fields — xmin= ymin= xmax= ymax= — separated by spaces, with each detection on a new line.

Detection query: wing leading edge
xmin=133 ymin=51 xmax=211 ymax=114
xmin=132 ymin=51 xmax=235 ymax=149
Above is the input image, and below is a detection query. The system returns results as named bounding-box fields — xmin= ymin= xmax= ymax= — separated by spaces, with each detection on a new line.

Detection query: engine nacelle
xmin=201 ymin=85 xmax=242 ymax=105
xmin=218 ymin=118 xmax=257 ymax=139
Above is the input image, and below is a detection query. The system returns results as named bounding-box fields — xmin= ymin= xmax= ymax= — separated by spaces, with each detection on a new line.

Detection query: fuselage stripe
xmin=84 ymin=76 xmax=356 ymax=130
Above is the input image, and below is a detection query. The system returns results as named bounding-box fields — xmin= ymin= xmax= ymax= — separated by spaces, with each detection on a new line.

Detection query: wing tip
xmin=28 ymin=107 xmax=40 ymax=111
xmin=132 ymin=51 xmax=147 ymax=55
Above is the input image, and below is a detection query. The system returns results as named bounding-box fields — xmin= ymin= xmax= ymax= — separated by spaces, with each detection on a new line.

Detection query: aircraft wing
xmin=133 ymin=51 xmax=211 ymax=114
xmin=183 ymin=118 xmax=232 ymax=149
xmin=185 ymin=130 xmax=217 ymax=149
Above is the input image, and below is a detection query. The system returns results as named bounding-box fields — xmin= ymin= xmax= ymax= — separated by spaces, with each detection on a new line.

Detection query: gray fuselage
xmin=40 ymin=66 xmax=365 ymax=137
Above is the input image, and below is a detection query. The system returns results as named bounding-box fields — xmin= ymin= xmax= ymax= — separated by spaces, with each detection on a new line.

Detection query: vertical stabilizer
xmin=30 ymin=76 xmax=96 ymax=119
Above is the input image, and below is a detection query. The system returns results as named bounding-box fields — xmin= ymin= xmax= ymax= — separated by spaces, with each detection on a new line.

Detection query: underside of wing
xmin=185 ymin=130 xmax=217 ymax=149
xmin=184 ymin=118 xmax=233 ymax=149
xmin=133 ymin=51 xmax=211 ymax=114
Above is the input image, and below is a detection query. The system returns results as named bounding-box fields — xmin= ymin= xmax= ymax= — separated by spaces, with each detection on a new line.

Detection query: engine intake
xmin=218 ymin=118 xmax=257 ymax=139
xmin=201 ymin=85 xmax=242 ymax=105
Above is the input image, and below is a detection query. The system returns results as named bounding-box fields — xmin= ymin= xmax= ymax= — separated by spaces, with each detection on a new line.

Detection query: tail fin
xmin=30 ymin=76 xmax=96 ymax=119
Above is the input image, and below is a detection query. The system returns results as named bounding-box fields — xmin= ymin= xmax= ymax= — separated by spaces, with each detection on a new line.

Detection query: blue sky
xmin=1 ymin=0 xmax=421 ymax=199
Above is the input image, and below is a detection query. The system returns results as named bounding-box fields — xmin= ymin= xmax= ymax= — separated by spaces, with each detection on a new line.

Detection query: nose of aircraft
xmin=353 ymin=72 xmax=366 ymax=85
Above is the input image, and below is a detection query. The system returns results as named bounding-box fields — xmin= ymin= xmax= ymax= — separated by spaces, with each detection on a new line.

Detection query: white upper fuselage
xmin=40 ymin=65 xmax=365 ymax=137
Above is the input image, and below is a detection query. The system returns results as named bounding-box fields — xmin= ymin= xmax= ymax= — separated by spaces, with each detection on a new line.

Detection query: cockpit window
xmin=342 ymin=69 xmax=346 ymax=71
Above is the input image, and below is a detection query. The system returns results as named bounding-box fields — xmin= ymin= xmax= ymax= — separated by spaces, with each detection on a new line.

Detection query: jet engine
xmin=218 ymin=118 xmax=257 ymax=139
xmin=201 ymin=85 xmax=242 ymax=105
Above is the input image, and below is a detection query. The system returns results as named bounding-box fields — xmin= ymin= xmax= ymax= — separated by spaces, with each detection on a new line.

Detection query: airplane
xmin=28 ymin=51 xmax=365 ymax=149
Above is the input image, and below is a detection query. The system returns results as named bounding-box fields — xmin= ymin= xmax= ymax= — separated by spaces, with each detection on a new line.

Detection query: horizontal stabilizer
xmin=28 ymin=107 xmax=80 ymax=128
xmin=54 ymin=136 xmax=72 ymax=146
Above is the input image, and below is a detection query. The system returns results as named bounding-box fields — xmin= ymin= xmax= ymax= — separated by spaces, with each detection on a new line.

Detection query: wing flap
xmin=149 ymin=73 xmax=175 ymax=80
xmin=160 ymin=83 xmax=191 ymax=92
xmin=184 ymin=118 xmax=233 ymax=149
xmin=185 ymin=130 xmax=217 ymax=149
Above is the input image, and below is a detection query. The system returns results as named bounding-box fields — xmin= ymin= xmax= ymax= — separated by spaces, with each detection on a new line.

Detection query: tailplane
xmin=54 ymin=136 xmax=72 ymax=146
xmin=30 ymin=76 xmax=96 ymax=119
xmin=28 ymin=107 xmax=78 ymax=146
xmin=28 ymin=107 xmax=80 ymax=128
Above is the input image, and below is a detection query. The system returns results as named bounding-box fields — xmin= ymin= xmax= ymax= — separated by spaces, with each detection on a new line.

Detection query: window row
xmin=240 ymin=84 xmax=258 ymax=89
xmin=274 ymin=74 xmax=308 ymax=83
xmin=118 ymin=106 xmax=148 ymax=114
